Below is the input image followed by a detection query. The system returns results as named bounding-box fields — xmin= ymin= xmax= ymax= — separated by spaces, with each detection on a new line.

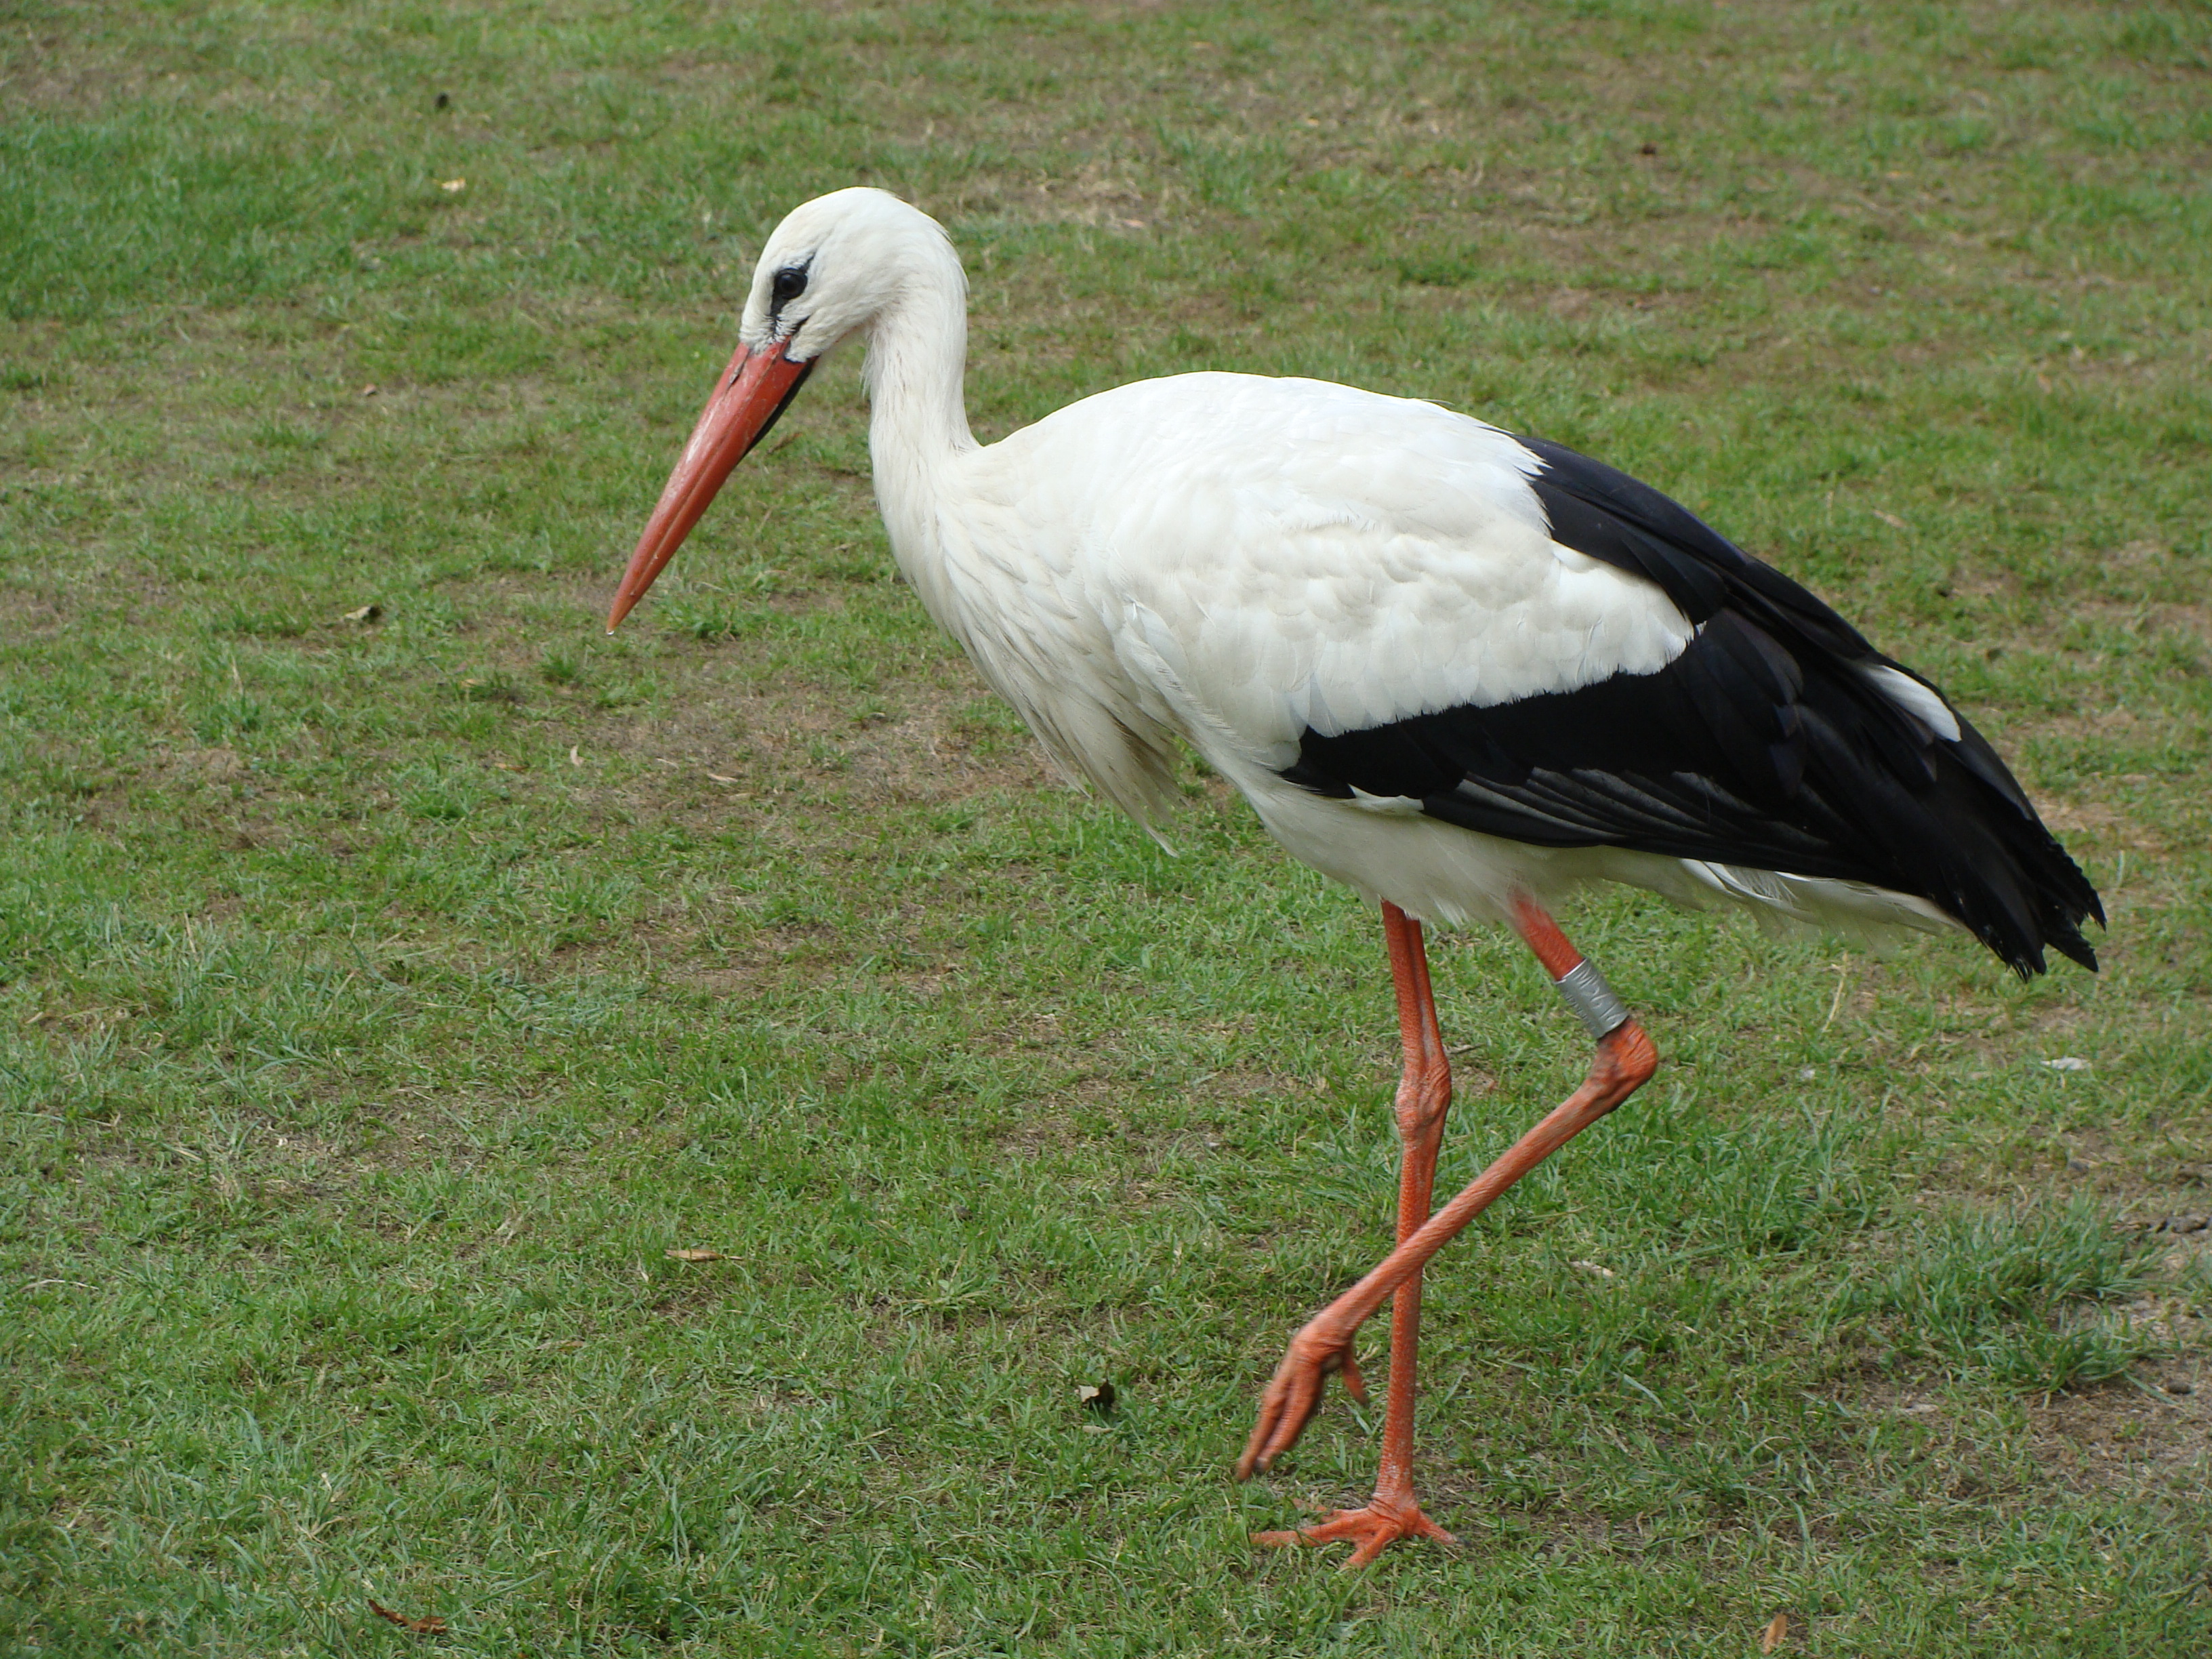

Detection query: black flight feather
xmin=1279 ymin=438 xmax=2104 ymax=977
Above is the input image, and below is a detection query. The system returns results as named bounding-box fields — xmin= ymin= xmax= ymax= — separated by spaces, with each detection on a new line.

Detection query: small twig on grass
xmin=367 ymin=1599 xmax=446 ymax=1634
xmin=1822 ymin=962 xmax=1850 ymax=1031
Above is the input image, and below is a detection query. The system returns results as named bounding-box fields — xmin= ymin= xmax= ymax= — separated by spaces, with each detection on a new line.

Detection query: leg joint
xmin=1597 ymin=1019 xmax=1659 ymax=1096
xmin=1393 ymin=1060 xmax=1452 ymax=1140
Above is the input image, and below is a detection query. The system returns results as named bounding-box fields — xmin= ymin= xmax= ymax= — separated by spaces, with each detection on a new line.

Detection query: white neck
xmin=861 ymin=253 xmax=977 ymax=605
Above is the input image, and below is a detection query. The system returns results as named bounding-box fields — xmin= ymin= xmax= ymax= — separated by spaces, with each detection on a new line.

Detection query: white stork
xmin=607 ymin=188 xmax=2102 ymax=1567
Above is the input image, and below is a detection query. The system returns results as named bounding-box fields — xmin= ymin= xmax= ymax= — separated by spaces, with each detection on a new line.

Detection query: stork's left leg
xmin=1239 ymin=895 xmax=1659 ymax=1559
xmin=1251 ymin=901 xmax=1456 ymax=1566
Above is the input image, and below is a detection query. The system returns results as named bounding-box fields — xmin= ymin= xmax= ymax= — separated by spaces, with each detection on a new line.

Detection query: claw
xmin=1254 ymin=1498 xmax=1455 ymax=1568
xmin=1236 ymin=1322 xmax=1359 ymax=1479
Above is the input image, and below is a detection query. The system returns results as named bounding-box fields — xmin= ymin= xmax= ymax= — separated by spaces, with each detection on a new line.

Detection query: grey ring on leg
xmin=1553 ymin=960 xmax=1631 ymax=1040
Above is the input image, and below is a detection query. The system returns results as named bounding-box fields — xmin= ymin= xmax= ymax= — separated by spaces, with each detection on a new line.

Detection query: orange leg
xmin=1252 ymin=901 xmax=1457 ymax=1565
xmin=1240 ymin=895 xmax=1659 ymax=1564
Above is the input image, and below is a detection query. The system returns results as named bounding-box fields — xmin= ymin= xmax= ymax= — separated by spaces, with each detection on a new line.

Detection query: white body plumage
xmin=610 ymin=188 xmax=2094 ymax=977
xmin=832 ymin=192 xmax=1951 ymax=940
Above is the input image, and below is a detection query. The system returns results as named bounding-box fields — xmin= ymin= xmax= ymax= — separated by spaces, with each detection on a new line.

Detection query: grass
xmin=1834 ymin=1197 xmax=2165 ymax=1390
xmin=3 ymin=0 xmax=2210 ymax=1652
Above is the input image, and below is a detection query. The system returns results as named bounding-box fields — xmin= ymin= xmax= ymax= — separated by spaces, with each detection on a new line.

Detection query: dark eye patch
xmin=770 ymin=266 xmax=808 ymax=307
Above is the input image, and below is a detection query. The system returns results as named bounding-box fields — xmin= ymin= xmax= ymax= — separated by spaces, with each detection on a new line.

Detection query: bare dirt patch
xmin=2026 ymin=1355 xmax=2212 ymax=1496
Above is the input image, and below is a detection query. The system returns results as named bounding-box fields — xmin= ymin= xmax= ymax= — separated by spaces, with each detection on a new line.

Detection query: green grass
xmin=4 ymin=1 xmax=2211 ymax=1653
xmin=1835 ymin=1197 xmax=2165 ymax=1390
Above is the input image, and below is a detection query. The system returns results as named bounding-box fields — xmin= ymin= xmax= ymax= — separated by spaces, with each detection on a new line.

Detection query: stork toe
xmin=1236 ymin=1326 xmax=1366 ymax=1478
xmin=1254 ymin=1496 xmax=1456 ymax=1569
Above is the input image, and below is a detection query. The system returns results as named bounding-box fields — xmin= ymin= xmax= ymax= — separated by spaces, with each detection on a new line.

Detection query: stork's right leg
xmin=1239 ymin=895 xmax=1658 ymax=1504
xmin=1250 ymin=901 xmax=1456 ymax=1565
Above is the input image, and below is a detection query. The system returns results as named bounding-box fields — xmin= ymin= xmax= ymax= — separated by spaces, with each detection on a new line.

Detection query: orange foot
xmin=1254 ymin=1495 xmax=1455 ymax=1569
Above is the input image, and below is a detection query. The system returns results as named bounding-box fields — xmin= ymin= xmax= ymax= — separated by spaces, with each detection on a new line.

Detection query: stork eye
xmin=771 ymin=265 xmax=808 ymax=306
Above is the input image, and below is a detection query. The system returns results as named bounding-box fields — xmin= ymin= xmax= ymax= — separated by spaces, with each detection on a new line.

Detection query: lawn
xmin=4 ymin=1 xmax=2210 ymax=1653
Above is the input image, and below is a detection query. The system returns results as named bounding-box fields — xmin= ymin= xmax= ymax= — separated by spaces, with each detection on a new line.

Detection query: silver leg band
xmin=1554 ymin=960 xmax=1631 ymax=1040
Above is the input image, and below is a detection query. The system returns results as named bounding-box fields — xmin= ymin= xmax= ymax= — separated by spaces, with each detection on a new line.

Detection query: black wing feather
xmin=1281 ymin=438 xmax=2104 ymax=977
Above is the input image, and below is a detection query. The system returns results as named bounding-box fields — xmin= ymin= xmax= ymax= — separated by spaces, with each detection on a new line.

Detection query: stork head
xmin=607 ymin=188 xmax=959 ymax=630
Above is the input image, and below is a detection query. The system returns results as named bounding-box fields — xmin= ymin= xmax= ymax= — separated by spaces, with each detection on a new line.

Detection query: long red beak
xmin=607 ymin=339 xmax=813 ymax=631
